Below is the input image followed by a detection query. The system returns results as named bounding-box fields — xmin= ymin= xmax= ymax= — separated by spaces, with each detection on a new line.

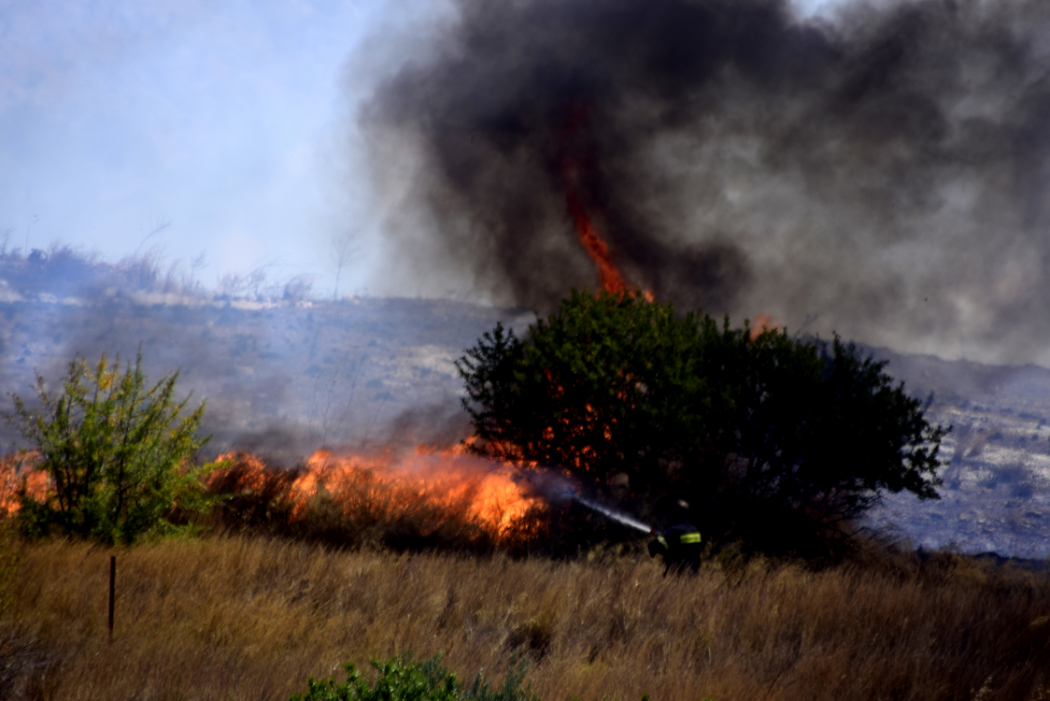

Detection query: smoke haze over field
xmin=361 ymin=0 xmax=1050 ymax=365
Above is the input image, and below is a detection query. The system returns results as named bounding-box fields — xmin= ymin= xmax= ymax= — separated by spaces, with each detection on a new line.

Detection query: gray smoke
xmin=361 ymin=0 xmax=1050 ymax=364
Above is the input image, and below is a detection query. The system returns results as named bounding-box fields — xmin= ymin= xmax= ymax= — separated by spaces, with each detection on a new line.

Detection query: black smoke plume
xmin=362 ymin=0 xmax=1050 ymax=363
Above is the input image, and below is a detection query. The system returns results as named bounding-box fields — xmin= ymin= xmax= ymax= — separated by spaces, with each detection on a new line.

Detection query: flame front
xmin=0 ymin=446 xmax=546 ymax=543
xmin=216 ymin=446 xmax=544 ymax=540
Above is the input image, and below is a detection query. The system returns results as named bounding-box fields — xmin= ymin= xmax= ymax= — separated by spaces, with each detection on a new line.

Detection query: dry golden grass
xmin=3 ymin=534 xmax=1050 ymax=701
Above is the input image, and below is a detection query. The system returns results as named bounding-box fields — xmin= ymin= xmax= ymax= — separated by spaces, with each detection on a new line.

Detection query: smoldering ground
xmin=361 ymin=0 xmax=1050 ymax=365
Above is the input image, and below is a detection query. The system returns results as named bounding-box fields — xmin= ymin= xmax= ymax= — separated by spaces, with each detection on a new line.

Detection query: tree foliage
xmin=457 ymin=291 xmax=948 ymax=555
xmin=7 ymin=351 xmax=222 ymax=544
xmin=290 ymin=654 xmax=542 ymax=701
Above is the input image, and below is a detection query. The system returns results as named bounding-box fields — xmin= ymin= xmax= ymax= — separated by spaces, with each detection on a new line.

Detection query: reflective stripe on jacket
xmin=649 ymin=524 xmax=701 ymax=555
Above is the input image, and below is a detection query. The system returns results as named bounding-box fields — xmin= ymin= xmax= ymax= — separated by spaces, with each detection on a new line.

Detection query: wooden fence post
xmin=108 ymin=555 xmax=115 ymax=643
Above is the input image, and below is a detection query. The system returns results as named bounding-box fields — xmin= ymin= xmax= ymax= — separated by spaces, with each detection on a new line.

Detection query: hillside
xmin=869 ymin=349 xmax=1050 ymax=558
xmin=0 ymin=265 xmax=532 ymax=462
xmin=1 ymin=249 xmax=1049 ymax=558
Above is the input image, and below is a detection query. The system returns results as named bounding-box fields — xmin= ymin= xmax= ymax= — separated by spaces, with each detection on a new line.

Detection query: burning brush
xmin=1 ymin=441 xmax=659 ymax=552
xmin=209 ymin=448 xmax=657 ymax=547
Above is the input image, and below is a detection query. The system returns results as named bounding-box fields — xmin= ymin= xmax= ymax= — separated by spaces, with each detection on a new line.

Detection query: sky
xmin=0 ymin=0 xmax=440 ymax=297
xmin=0 ymin=0 xmax=854 ymax=301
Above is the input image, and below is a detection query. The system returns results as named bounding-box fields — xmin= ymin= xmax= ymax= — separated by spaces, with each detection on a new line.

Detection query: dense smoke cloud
xmin=361 ymin=0 xmax=1050 ymax=364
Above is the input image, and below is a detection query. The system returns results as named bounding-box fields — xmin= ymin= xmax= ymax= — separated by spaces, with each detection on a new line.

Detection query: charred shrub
xmin=458 ymin=290 xmax=948 ymax=559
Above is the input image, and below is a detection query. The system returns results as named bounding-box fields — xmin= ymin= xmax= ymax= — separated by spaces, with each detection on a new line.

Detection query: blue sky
xmin=0 ymin=0 xmax=857 ymax=299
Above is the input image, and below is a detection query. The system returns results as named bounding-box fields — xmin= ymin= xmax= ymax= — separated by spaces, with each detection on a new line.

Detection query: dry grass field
xmin=2 ymin=531 xmax=1050 ymax=701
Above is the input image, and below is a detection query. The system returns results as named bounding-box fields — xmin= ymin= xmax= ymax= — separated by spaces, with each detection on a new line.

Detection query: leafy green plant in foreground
xmin=6 ymin=350 xmax=223 ymax=544
xmin=290 ymin=654 xmax=544 ymax=701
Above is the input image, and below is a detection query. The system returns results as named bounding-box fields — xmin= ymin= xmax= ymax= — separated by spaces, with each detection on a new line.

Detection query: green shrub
xmin=5 ymin=350 xmax=224 ymax=544
xmin=290 ymin=654 xmax=541 ymax=701
xmin=291 ymin=655 xmax=457 ymax=701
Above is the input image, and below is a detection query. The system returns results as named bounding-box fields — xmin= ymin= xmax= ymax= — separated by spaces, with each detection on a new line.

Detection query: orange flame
xmin=560 ymin=105 xmax=653 ymax=302
xmin=0 ymin=447 xmax=541 ymax=545
xmin=564 ymin=187 xmax=629 ymax=296
xmin=0 ymin=445 xmax=546 ymax=542
xmin=563 ymin=180 xmax=655 ymax=302
xmin=0 ymin=452 xmax=47 ymax=517
xmin=750 ymin=314 xmax=780 ymax=340
xmin=213 ymin=446 xmax=544 ymax=540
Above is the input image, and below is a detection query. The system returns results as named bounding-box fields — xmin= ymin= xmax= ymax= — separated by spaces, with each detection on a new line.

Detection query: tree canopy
xmin=457 ymin=291 xmax=948 ymax=555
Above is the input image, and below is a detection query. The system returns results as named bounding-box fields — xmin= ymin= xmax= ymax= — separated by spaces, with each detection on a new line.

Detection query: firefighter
xmin=648 ymin=499 xmax=702 ymax=575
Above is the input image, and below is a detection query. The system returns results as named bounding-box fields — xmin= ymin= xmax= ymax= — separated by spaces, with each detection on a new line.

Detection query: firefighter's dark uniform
xmin=648 ymin=520 xmax=702 ymax=575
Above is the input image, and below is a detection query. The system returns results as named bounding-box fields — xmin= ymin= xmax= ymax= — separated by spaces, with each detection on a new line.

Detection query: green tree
xmin=7 ymin=351 xmax=222 ymax=544
xmin=457 ymin=290 xmax=948 ymax=555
